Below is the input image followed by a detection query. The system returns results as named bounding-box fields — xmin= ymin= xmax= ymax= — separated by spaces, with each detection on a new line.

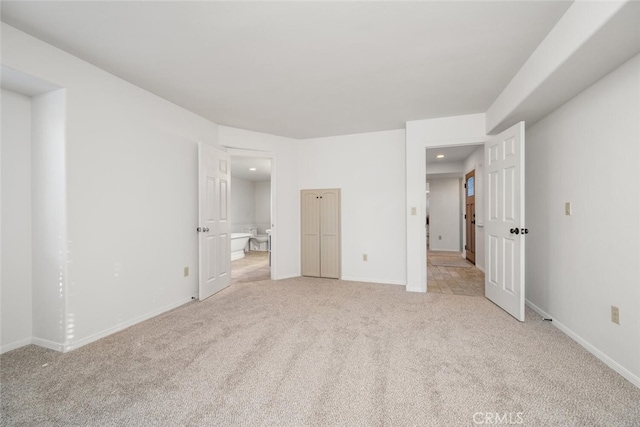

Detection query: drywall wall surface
xmin=254 ymin=180 xmax=271 ymax=235
xmin=428 ymin=178 xmax=461 ymax=252
xmin=486 ymin=1 xmax=636 ymax=134
xmin=526 ymin=53 xmax=640 ymax=383
xmin=218 ymin=125 xmax=300 ymax=279
xmin=230 ymin=177 xmax=256 ymax=232
xmin=1 ymin=89 xmax=33 ymax=352
xmin=406 ymin=113 xmax=487 ymax=292
xmin=426 ymin=161 xmax=464 ymax=176
xmin=299 ymin=129 xmax=406 ymax=285
xmin=2 ymin=23 xmax=220 ymax=349
xmin=31 ymin=89 xmax=67 ymax=350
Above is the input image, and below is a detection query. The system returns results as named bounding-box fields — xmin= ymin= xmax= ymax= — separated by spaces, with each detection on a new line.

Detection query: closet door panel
xmin=320 ymin=189 xmax=341 ymax=279
xmin=301 ymin=190 xmax=320 ymax=277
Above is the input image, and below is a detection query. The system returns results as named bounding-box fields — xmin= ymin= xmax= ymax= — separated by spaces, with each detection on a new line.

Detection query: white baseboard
xmin=341 ymin=276 xmax=406 ymax=286
xmin=31 ymin=337 xmax=65 ymax=352
xmin=65 ymin=296 xmax=195 ymax=352
xmin=406 ymin=286 xmax=427 ymax=293
xmin=526 ymin=299 xmax=640 ymax=389
xmin=1 ymin=337 xmax=33 ymax=354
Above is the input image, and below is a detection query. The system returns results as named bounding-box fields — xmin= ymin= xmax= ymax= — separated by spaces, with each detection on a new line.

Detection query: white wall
xmin=299 ymin=129 xmax=407 ymax=285
xmin=463 ymin=146 xmax=485 ymax=271
xmin=1 ymin=89 xmax=33 ymax=352
xmin=219 ymin=126 xmax=300 ymax=280
xmin=255 ymin=181 xmax=271 ymax=234
xmin=31 ymin=89 xmax=68 ymax=350
xmin=230 ymin=177 xmax=270 ymax=235
xmin=231 ymin=177 xmax=256 ymax=233
xmin=406 ymin=114 xmax=487 ymax=292
xmin=2 ymin=23 xmax=221 ymax=350
xmin=427 ymin=179 xmax=461 ymax=252
xmin=426 ymin=161 xmax=464 ymax=175
xmin=526 ymin=53 xmax=640 ymax=385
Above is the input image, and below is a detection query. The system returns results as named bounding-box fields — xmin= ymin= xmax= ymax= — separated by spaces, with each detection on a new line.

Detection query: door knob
xmin=204 ymin=227 xmax=210 ymax=232
xmin=510 ymin=228 xmax=520 ymax=235
xmin=521 ymin=228 xmax=529 ymax=234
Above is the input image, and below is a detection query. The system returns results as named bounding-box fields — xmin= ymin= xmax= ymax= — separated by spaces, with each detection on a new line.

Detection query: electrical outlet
xmin=363 ymin=254 xmax=368 ymax=262
xmin=611 ymin=306 xmax=620 ymax=325
xmin=184 ymin=267 xmax=189 ymax=277
xmin=565 ymin=202 xmax=572 ymax=216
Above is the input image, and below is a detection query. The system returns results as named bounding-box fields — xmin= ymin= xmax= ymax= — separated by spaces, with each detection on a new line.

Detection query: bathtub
xmin=230 ymin=233 xmax=252 ymax=260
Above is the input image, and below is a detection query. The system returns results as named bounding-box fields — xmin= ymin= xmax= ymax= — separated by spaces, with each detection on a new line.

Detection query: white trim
xmin=65 ymin=297 xmax=195 ymax=352
xmin=526 ymin=299 xmax=640 ymax=389
xmin=32 ymin=337 xmax=65 ymax=352
xmin=341 ymin=276 xmax=406 ymax=286
xmin=406 ymin=286 xmax=426 ymax=293
xmin=1 ymin=337 xmax=33 ymax=354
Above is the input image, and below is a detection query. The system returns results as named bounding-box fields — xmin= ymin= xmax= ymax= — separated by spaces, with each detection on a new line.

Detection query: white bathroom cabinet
xmin=300 ymin=189 xmax=341 ymax=279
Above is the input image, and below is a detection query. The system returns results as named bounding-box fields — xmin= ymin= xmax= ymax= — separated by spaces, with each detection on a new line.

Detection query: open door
xmin=465 ymin=169 xmax=476 ymax=264
xmin=485 ymin=122 xmax=526 ymax=321
xmin=198 ymin=143 xmax=231 ymax=300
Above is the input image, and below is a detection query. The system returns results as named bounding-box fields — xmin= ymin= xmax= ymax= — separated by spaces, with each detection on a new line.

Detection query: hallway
xmin=426 ymin=251 xmax=484 ymax=296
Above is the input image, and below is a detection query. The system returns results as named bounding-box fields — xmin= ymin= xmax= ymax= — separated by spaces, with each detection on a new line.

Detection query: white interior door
xmin=485 ymin=122 xmax=526 ymax=321
xmin=198 ymin=143 xmax=231 ymax=300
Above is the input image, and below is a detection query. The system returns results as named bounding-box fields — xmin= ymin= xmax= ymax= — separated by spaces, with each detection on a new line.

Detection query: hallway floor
xmin=427 ymin=250 xmax=484 ymax=296
xmin=231 ymin=251 xmax=270 ymax=284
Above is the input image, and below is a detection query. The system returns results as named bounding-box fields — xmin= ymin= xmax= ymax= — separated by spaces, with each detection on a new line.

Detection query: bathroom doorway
xmin=229 ymin=155 xmax=272 ymax=284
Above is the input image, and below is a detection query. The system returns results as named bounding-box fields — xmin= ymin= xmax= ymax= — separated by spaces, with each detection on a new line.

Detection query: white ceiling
xmin=1 ymin=1 xmax=572 ymax=139
xmin=426 ymin=144 xmax=481 ymax=166
xmin=230 ymin=157 xmax=271 ymax=182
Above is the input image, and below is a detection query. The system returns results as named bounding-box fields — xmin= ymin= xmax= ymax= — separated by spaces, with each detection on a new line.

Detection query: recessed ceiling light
xmin=249 ymin=167 xmax=257 ymax=171
xmin=436 ymin=154 xmax=445 ymax=159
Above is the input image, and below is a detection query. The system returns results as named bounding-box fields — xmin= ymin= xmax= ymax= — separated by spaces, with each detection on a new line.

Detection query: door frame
xmin=414 ymin=138 xmax=487 ymax=293
xmin=224 ymin=147 xmax=277 ymax=280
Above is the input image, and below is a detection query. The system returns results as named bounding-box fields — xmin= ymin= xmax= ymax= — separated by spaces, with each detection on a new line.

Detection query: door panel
xmin=320 ymin=189 xmax=341 ymax=279
xmin=465 ymin=170 xmax=476 ymax=264
xmin=301 ymin=190 xmax=320 ymax=277
xmin=485 ymin=122 xmax=525 ymax=321
xmin=199 ymin=144 xmax=231 ymax=300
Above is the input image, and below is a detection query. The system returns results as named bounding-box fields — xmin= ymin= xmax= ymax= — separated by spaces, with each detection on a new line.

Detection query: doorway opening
xmin=229 ymin=156 xmax=272 ymax=284
xmin=425 ymin=145 xmax=485 ymax=296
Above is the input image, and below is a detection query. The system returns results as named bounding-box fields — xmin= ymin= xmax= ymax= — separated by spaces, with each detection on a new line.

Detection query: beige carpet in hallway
xmin=2 ymin=278 xmax=639 ymax=426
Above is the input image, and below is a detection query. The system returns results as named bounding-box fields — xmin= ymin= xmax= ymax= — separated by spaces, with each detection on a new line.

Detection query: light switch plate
xmin=411 ymin=207 xmax=417 ymax=215
xmin=565 ymin=202 xmax=572 ymax=216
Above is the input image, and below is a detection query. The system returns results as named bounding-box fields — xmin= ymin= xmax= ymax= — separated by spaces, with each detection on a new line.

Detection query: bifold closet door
xmin=301 ymin=190 xmax=321 ymax=277
xmin=301 ymin=189 xmax=341 ymax=279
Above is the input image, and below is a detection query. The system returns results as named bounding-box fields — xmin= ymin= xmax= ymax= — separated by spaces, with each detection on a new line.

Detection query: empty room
xmin=1 ymin=1 xmax=639 ymax=425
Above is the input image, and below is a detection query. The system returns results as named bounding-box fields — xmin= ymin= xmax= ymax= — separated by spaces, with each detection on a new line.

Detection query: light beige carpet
xmin=2 ymin=277 xmax=639 ymax=426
